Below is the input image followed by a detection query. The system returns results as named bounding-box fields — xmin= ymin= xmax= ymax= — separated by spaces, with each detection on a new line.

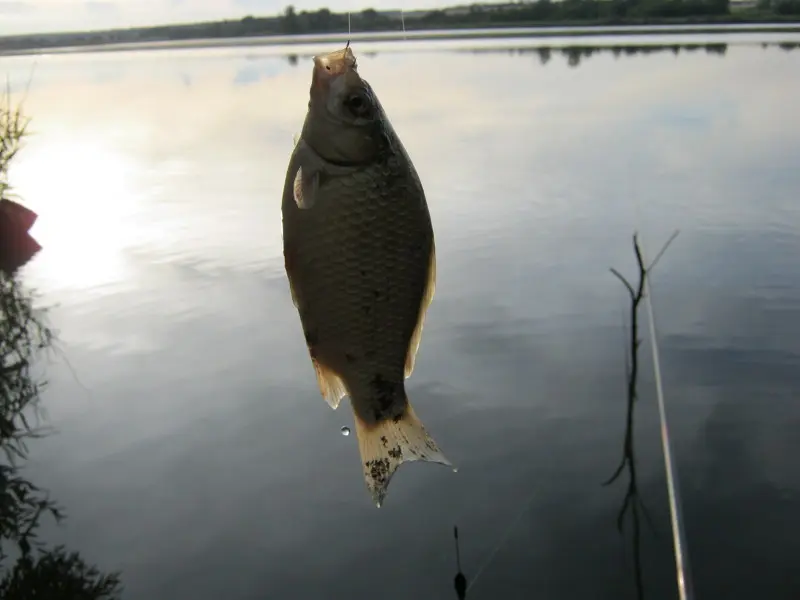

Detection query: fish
xmin=281 ymin=45 xmax=452 ymax=507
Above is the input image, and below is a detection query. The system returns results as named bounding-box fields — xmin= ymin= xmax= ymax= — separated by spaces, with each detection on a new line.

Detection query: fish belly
xmin=283 ymin=166 xmax=432 ymax=416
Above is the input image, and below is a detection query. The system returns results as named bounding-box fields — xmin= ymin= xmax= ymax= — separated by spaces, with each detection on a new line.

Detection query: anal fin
xmin=312 ymin=358 xmax=348 ymax=410
xmin=352 ymin=397 xmax=451 ymax=508
xmin=405 ymin=240 xmax=437 ymax=378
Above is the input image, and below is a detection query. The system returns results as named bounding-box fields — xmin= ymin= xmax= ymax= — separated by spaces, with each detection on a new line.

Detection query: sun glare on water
xmin=12 ymin=134 xmax=143 ymax=293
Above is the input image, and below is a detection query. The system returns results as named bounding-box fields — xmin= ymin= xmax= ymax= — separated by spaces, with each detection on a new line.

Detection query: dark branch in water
xmin=604 ymin=230 xmax=679 ymax=599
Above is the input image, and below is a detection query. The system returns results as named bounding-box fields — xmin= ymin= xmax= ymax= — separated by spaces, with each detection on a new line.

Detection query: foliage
xmin=0 ymin=102 xmax=123 ymax=599
xmin=0 ymin=547 xmax=121 ymax=600
xmin=0 ymin=101 xmax=29 ymax=203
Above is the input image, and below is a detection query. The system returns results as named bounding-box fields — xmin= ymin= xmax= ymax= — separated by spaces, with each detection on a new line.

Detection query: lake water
xmin=3 ymin=29 xmax=800 ymax=600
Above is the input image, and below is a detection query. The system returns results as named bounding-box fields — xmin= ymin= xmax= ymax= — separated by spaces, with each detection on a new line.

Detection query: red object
xmin=1 ymin=198 xmax=37 ymax=231
xmin=0 ymin=199 xmax=41 ymax=275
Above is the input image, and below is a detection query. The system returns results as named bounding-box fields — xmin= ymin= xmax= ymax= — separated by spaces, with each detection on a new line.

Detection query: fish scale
xmin=288 ymin=168 xmax=427 ymax=377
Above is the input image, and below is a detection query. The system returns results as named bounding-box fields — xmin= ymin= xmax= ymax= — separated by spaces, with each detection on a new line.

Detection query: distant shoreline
xmin=2 ymin=18 xmax=800 ymax=58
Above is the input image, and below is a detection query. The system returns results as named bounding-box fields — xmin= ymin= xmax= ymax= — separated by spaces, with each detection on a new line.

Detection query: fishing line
xmin=463 ymin=486 xmax=539 ymax=595
xmin=397 ymin=0 xmax=408 ymax=41
xmin=632 ymin=188 xmax=694 ymax=600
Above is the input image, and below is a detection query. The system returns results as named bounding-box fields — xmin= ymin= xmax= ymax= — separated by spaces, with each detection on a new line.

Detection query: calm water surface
xmin=3 ymin=33 xmax=800 ymax=599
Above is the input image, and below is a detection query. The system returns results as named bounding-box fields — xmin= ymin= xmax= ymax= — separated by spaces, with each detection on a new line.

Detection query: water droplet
xmin=452 ymin=467 xmax=459 ymax=473
xmin=341 ymin=426 xmax=351 ymax=436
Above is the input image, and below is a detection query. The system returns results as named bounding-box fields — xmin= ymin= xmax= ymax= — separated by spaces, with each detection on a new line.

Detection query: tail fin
xmin=352 ymin=400 xmax=452 ymax=508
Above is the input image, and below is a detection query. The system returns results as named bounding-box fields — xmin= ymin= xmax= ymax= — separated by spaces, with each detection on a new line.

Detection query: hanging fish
xmin=281 ymin=45 xmax=452 ymax=507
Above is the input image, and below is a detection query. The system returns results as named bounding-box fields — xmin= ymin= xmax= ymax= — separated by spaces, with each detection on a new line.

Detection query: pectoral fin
xmin=291 ymin=137 xmax=360 ymax=209
xmin=293 ymin=166 xmax=319 ymax=210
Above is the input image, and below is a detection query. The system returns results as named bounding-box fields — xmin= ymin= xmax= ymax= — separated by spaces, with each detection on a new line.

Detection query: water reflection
xmin=483 ymin=42 xmax=730 ymax=67
xmin=452 ymin=527 xmax=467 ymax=599
xmin=0 ymin=242 xmax=122 ymax=598
xmin=275 ymin=39 xmax=800 ymax=68
xmin=463 ymin=40 xmax=800 ymax=67
xmin=449 ymin=232 xmax=684 ymax=600
xmin=604 ymin=232 xmax=680 ymax=600
xmin=1 ymin=36 xmax=799 ymax=600
xmin=9 ymin=135 xmax=142 ymax=293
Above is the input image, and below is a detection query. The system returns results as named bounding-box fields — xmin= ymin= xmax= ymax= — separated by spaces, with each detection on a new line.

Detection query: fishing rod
xmin=636 ymin=232 xmax=695 ymax=600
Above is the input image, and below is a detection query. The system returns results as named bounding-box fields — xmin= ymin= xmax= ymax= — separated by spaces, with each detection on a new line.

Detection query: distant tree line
xmin=417 ymin=0 xmax=731 ymax=27
xmin=758 ymin=0 xmax=800 ymax=13
xmin=227 ymin=0 xmax=800 ymax=37
xmin=242 ymin=0 xmax=800 ymax=36
xmin=1 ymin=0 xmax=800 ymax=54
xmin=268 ymin=0 xmax=799 ymax=36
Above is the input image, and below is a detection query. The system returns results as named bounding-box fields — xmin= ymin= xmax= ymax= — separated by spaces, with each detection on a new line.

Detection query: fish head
xmin=302 ymin=45 xmax=385 ymax=164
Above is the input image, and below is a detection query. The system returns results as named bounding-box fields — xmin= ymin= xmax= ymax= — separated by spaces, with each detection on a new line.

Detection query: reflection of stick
xmin=453 ymin=526 xmax=467 ymax=599
xmin=605 ymin=231 xmax=679 ymax=600
xmin=454 ymin=526 xmax=462 ymax=572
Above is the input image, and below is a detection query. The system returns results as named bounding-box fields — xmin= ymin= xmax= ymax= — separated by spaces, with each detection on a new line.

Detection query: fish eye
xmin=344 ymin=93 xmax=370 ymax=118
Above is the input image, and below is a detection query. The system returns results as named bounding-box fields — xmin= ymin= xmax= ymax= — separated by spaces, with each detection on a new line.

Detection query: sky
xmin=0 ymin=0 xmax=452 ymax=35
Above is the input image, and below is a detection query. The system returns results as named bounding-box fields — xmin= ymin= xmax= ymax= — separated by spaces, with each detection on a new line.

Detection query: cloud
xmin=85 ymin=0 xmax=119 ymax=14
xmin=0 ymin=0 xmax=451 ymax=35
xmin=0 ymin=0 xmax=35 ymax=13
xmin=1 ymin=0 xmax=277 ymax=35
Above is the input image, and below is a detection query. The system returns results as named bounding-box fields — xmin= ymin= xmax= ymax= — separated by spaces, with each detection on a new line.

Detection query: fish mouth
xmin=312 ymin=45 xmax=358 ymax=80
